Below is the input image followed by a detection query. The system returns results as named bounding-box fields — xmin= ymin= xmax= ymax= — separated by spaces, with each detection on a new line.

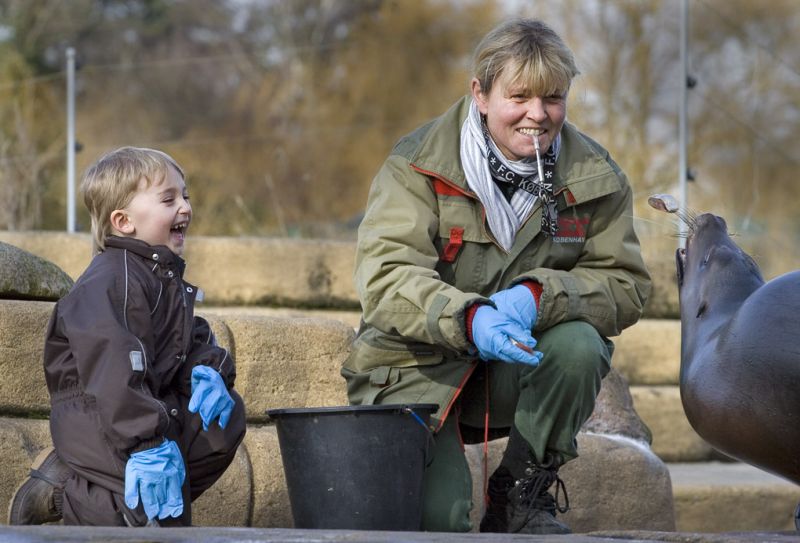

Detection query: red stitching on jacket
xmin=432 ymin=178 xmax=464 ymax=196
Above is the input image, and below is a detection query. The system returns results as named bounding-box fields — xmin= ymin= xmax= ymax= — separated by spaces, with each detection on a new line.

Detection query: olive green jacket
xmin=342 ymin=96 xmax=651 ymax=429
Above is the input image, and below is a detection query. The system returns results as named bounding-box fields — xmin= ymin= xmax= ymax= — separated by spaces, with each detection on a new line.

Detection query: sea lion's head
xmin=676 ymin=213 xmax=764 ymax=324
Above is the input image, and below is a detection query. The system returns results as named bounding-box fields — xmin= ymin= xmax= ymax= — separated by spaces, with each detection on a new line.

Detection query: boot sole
xmin=7 ymin=447 xmax=58 ymax=525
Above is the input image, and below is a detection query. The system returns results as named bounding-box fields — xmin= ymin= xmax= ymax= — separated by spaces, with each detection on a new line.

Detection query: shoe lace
xmin=516 ymin=464 xmax=570 ymax=515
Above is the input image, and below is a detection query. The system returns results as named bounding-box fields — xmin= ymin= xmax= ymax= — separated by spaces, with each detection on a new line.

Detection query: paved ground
xmin=0 ymin=527 xmax=798 ymax=543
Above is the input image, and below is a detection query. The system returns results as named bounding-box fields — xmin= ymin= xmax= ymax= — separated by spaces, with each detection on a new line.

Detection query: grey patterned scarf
xmin=460 ymin=100 xmax=560 ymax=250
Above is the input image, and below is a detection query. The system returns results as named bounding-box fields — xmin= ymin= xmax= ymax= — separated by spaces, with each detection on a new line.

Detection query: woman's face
xmin=471 ymin=71 xmax=567 ymax=162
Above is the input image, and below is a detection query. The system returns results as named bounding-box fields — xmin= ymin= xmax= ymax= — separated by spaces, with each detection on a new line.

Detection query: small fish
xmin=511 ymin=339 xmax=534 ymax=354
xmin=648 ymin=194 xmax=680 ymax=214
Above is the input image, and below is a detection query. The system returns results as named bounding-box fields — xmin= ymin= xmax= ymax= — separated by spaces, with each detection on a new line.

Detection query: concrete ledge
xmin=0 ymin=231 xmax=679 ymax=317
xmin=669 ymin=462 xmax=799 ymax=532
xmin=0 ymin=232 xmax=360 ymax=309
xmin=5 ymin=525 xmax=799 ymax=543
xmin=612 ymin=320 xmax=680 ymax=386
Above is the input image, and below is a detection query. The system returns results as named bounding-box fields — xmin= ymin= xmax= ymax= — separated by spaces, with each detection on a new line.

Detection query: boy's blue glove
xmin=471 ymin=305 xmax=543 ymax=366
xmin=124 ymin=439 xmax=185 ymax=521
xmin=490 ymin=284 xmax=538 ymax=331
xmin=188 ymin=365 xmax=234 ymax=431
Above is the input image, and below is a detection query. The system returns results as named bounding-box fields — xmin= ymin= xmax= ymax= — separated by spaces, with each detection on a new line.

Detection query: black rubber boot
xmin=7 ymin=447 xmax=71 ymax=525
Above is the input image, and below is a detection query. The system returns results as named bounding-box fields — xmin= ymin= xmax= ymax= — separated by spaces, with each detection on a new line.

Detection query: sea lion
xmin=649 ymin=198 xmax=800 ymax=527
xmin=674 ymin=211 xmax=800 ymax=482
xmin=672 ymin=211 xmax=800 ymax=528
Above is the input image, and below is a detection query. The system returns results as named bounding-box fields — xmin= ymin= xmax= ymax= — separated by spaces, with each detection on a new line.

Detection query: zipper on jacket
xmin=435 ymin=362 xmax=478 ymax=433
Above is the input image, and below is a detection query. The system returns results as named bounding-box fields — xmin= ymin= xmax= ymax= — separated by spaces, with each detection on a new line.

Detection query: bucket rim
xmin=266 ymin=403 xmax=438 ymax=418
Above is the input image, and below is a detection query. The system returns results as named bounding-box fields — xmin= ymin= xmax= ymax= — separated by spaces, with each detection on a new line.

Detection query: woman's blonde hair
xmin=81 ymin=146 xmax=184 ymax=254
xmin=472 ymin=18 xmax=579 ymax=98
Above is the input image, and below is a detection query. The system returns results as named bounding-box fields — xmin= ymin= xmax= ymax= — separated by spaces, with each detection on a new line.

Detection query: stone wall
xmin=0 ymin=232 xmax=677 ymax=531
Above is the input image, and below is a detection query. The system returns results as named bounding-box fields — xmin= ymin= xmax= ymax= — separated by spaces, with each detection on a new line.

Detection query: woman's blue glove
xmin=490 ymin=284 xmax=537 ymax=331
xmin=471 ymin=305 xmax=543 ymax=366
xmin=188 ymin=365 xmax=234 ymax=431
xmin=124 ymin=440 xmax=185 ymax=521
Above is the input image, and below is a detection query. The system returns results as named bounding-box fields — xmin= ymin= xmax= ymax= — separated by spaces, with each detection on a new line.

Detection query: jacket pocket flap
xmin=351 ymin=330 xmax=444 ymax=371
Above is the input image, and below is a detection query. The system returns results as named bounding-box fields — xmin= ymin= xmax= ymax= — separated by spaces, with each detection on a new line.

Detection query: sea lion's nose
xmin=696 ymin=213 xmax=727 ymax=232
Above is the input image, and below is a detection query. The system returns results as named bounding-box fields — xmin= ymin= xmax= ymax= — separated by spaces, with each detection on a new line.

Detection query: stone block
xmin=201 ymin=307 xmax=362 ymax=332
xmin=183 ymin=237 xmax=358 ymax=308
xmin=640 ymin=232 xmax=680 ymax=320
xmin=0 ymin=232 xmax=360 ymax=309
xmin=670 ymin=462 xmax=798 ymax=532
xmin=561 ymin=433 xmax=674 ymax=531
xmin=0 ymin=300 xmax=54 ymax=415
xmin=583 ymin=368 xmax=651 ymax=443
xmin=192 ymin=444 xmax=252 ymax=527
xmin=613 ymin=319 xmax=680 ymax=386
xmin=245 ymin=425 xmax=292 ymax=528
xmin=0 ymin=232 xmax=92 ymax=281
xmin=630 ymin=386 xmax=714 ymax=462
xmin=196 ymin=312 xmax=236 ymax=359
xmin=0 ymin=242 xmax=74 ymax=301
xmin=223 ymin=315 xmax=354 ymax=422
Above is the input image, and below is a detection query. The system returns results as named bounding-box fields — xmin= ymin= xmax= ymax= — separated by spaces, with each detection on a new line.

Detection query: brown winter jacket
xmin=44 ymin=236 xmax=235 ymax=459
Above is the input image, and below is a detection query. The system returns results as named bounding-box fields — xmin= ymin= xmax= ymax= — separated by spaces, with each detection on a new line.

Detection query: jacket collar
xmin=104 ymin=236 xmax=186 ymax=276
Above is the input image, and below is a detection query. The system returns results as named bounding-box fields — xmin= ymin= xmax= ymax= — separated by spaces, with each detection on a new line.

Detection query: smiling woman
xmin=341 ymin=17 xmax=650 ymax=536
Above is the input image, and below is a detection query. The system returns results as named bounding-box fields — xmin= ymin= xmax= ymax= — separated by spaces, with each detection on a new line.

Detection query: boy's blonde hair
xmin=81 ymin=146 xmax=184 ymax=254
xmin=472 ymin=18 xmax=579 ymax=99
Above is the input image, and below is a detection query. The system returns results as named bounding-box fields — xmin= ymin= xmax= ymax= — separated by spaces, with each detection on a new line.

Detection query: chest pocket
xmin=432 ymin=182 xmax=496 ymax=293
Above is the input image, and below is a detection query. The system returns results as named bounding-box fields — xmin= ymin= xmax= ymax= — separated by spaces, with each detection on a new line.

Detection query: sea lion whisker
xmin=632 ymin=216 xmax=679 ymax=230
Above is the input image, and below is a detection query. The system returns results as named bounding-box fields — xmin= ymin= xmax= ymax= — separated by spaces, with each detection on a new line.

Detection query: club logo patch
xmin=553 ymin=215 xmax=589 ymax=243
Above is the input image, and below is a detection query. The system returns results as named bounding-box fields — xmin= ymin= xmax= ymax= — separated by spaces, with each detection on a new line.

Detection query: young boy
xmin=7 ymin=147 xmax=246 ymax=526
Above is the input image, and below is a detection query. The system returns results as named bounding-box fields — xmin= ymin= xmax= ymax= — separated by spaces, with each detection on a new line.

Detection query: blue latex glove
xmin=490 ymin=284 xmax=538 ymax=331
xmin=124 ymin=440 xmax=185 ymax=521
xmin=188 ymin=365 xmax=234 ymax=431
xmin=471 ymin=305 xmax=543 ymax=366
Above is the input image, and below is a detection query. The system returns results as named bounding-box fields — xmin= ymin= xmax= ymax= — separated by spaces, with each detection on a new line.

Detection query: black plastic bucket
xmin=266 ymin=403 xmax=437 ymax=531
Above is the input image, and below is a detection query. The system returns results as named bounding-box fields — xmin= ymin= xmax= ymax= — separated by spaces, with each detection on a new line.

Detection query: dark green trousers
xmin=421 ymin=320 xmax=612 ymax=532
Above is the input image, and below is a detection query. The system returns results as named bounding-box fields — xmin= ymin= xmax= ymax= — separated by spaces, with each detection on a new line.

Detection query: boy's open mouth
xmin=170 ymin=222 xmax=188 ymax=240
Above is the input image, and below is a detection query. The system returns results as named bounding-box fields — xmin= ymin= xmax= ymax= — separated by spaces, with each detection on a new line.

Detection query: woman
xmin=342 ymin=18 xmax=650 ymax=534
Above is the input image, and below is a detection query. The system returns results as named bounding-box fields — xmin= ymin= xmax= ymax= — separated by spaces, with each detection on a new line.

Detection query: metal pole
xmin=66 ymin=47 xmax=76 ymax=233
xmin=678 ymin=0 xmax=689 ymax=248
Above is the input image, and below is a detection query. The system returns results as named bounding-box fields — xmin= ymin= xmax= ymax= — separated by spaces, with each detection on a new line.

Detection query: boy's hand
xmin=124 ymin=440 xmax=185 ymax=520
xmin=188 ymin=365 xmax=234 ymax=431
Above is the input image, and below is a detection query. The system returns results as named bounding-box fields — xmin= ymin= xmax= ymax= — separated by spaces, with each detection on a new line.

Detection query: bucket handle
xmin=402 ymin=405 xmax=436 ymax=468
